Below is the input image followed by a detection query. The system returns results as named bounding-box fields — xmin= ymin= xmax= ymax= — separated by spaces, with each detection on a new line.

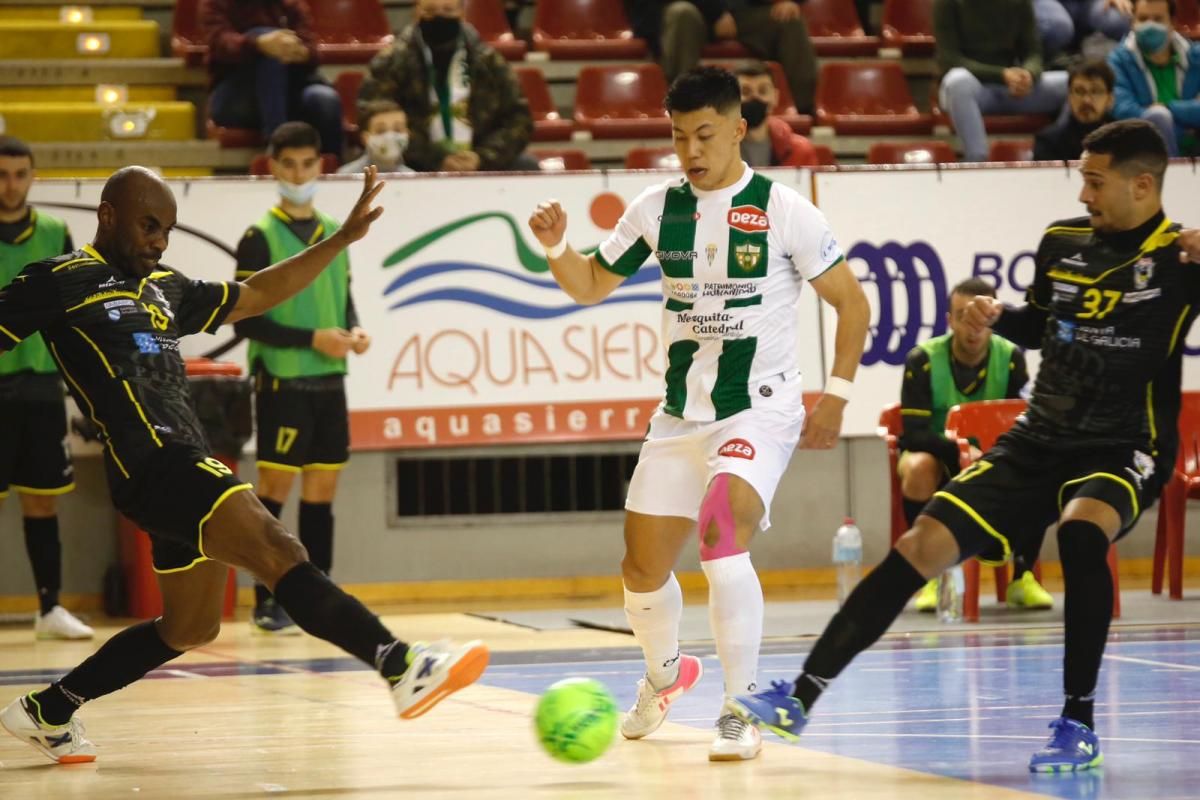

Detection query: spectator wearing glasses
xmin=1035 ymin=59 xmax=1118 ymax=159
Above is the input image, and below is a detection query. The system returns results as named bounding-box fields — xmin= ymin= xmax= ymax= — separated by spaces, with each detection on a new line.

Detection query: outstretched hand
xmin=338 ymin=166 xmax=385 ymax=245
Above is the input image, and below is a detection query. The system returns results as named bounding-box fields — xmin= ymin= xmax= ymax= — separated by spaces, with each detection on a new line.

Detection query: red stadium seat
xmin=813 ymin=144 xmax=838 ymax=165
xmin=573 ymin=64 xmax=671 ymax=139
xmin=624 ymin=146 xmax=680 ymax=169
xmin=988 ymin=139 xmax=1035 ymax=162
xmin=701 ymin=40 xmax=750 ymax=58
xmin=333 ymin=70 xmax=365 ymax=141
xmin=530 ymin=148 xmax=592 ymax=171
xmin=802 ymin=0 xmax=880 ymax=56
xmin=1179 ymin=0 xmax=1200 ymax=38
xmin=515 ymin=67 xmax=574 ymax=141
xmin=712 ymin=60 xmax=812 ymax=132
xmin=867 ymin=140 xmax=957 ymax=164
xmin=205 ymin=117 xmax=263 ymax=149
xmin=249 ymin=153 xmax=340 ymax=175
xmin=945 ymin=399 xmax=1118 ymax=622
xmin=1153 ymin=391 xmax=1200 ymax=599
xmin=170 ymin=0 xmax=206 ymax=66
xmin=881 ymin=0 xmax=935 ymax=56
xmin=930 ymin=86 xmax=1052 ymax=134
xmin=816 ymin=62 xmax=933 ymax=134
xmin=307 ymin=0 xmax=393 ymax=64
xmin=464 ymin=0 xmax=528 ymax=60
xmin=532 ymin=0 xmax=647 ymax=59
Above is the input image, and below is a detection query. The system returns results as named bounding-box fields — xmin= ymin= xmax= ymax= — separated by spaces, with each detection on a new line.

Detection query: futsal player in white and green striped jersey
xmin=528 ymin=66 xmax=870 ymax=762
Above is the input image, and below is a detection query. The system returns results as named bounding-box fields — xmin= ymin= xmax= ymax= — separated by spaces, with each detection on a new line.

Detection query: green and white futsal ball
xmin=535 ymin=677 xmax=618 ymax=763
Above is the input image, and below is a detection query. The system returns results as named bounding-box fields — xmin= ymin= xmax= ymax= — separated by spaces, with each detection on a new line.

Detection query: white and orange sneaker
xmin=390 ymin=640 xmax=490 ymax=720
xmin=620 ymin=653 xmax=704 ymax=739
xmin=0 ymin=694 xmax=96 ymax=764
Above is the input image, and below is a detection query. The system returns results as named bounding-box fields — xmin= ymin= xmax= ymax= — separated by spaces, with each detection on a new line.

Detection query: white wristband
xmin=825 ymin=376 xmax=853 ymax=400
xmin=544 ymin=239 xmax=567 ymax=259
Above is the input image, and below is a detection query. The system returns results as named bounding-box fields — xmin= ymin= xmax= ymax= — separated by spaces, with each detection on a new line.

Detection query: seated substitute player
xmin=528 ymin=66 xmax=870 ymax=762
xmin=730 ymin=119 xmax=1200 ymax=772
xmin=0 ymin=135 xmax=93 ymax=639
xmin=899 ymin=276 xmax=1052 ymax=612
xmin=0 ymin=165 xmax=488 ymax=764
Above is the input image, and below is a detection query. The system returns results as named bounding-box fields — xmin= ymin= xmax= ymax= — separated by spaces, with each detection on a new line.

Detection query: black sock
xmin=23 ymin=516 xmax=62 ymax=616
xmin=254 ymin=497 xmax=285 ymax=606
xmin=272 ymin=561 xmax=408 ymax=678
xmin=1011 ymin=531 xmax=1045 ymax=581
xmin=902 ymin=497 xmax=927 ymax=528
xmin=793 ymin=549 xmax=926 ymax=712
xmin=30 ymin=620 xmax=182 ymax=725
xmin=1057 ymin=520 xmax=1112 ymax=731
xmin=299 ymin=501 xmax=333 ymax=575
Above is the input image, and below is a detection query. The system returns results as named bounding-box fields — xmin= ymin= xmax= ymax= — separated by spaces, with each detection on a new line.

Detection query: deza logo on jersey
xmin=718 ymin=438 xmax=756 ymax=460
xmin=727 ymin=206 xmax=769 ymax=233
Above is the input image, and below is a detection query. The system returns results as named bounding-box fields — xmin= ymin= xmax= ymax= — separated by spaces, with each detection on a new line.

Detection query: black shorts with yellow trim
xmin=254 ymin=375 xmax=349 ymax=472
xmin=0 ymin=393 xmax=74 ymax=498
xmin=922 ymin=431 xmax=1152 ymax=565
xmin=111 ymin=443 xmax=252 ymax=572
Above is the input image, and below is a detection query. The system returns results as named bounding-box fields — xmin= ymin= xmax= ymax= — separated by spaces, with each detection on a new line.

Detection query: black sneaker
xmin=251 ymin=598 xmax=301 ymax=636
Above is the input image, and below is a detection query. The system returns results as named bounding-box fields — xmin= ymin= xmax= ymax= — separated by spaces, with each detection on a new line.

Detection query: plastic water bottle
xmin=832 ymin=517 xmax=863 ymax=607
xmin=937 ymin=565 xmax=965 ymax=623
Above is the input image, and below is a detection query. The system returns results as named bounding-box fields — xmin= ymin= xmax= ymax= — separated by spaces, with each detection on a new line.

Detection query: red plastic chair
xmin=1153 ymin=391 xmax=1200 ymax=599
xmin=205 ymin=117 xmax=263 ymax=149
xmin=515 ymin=67 xmax=574 ymax=141
xmin=816 ymin=62 xmax=933 ymax=134
xmin=464 ymin=0 xmax=527 ymax=60
xmin=530 ymin=148 xmax=591 ymax=171
xmin=881 ymin=0 xmax=935 ymax=56
xmin=532 ymin=0 xmax=647 ymax=59
xmin=624 ymin=146 xmax=680 ymax=169
xmin=307 ymin=0 xmax=393 ymax=63
xmin=813 ymin=144 xmax=838 ymax=165
xmin=867 ymin=140 xmax=957 ymax=164
xmin=249 ymin=153 xmax=340 ymax=175
xmin=573 ymin=64 xmax=671 ymax=139
xmin=170 ymin=0 xmax=207 ymax=66
xmin=879 ymin=404 xmax=909 ymax=545
xmin=701 ymin=40 xmax=750 ymax=58
xmin=802 ymin=0 xmax=881 ymax=56
xmin=989 ymin=139 xmax=1036 ymax=162
xmin=946 ymin=399 xmax=1120 ymax=622
xmin=1178 ymin=0 xmax=1200 ymax=38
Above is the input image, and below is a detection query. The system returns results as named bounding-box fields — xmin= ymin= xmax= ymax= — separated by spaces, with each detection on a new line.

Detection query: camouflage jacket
xmin=359 ymin=23 xmax=532 ymax=172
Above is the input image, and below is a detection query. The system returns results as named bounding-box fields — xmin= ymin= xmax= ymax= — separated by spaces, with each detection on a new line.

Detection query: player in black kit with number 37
xmin=0 ymin=166 xmax=488 ymax=764
xmin=730 ymin=120 xmax=1200 ymax=773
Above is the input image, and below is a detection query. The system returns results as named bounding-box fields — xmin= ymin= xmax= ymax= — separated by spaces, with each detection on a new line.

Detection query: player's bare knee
xmin=621 ymin=553 xmax=669 ymax=592
xmin=157 ymin=618 xmax=221 ymax=652
xmin=895 ymin=520 xmax=959 ymax=579
xmin=18 ymin=493 xmax=57 ymax=518
xmin=900 ymin=455 xmax=941 ymax=501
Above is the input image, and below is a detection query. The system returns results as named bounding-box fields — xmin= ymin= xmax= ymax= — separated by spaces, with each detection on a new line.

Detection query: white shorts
xmin=624 ymin=380 xmax=805 ymax=531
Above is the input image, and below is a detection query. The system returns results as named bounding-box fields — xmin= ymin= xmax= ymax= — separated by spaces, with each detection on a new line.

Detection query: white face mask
xmin=278 ymin=178 xmax=318 ymax=205
xmin=366 ymin=131 xmax=409 ymax=165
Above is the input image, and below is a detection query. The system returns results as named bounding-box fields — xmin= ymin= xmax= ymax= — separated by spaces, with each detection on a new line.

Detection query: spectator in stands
xmin=897 ymin=278 xmax=1051 ymax=613
xmin=1034 ymin=0 xmax=1132 ymax=58
xmin=339 ymin=101 xmax=415 ymax=175
xmin=359 ymin=0 xmax=537 ymax=172
xmin=201 ymin=0 xmax=343 ymax=160
xmin=624 ymin=1 xmax=818 ymax=115
xmin=935 ymin=0 xmax=1069 ymax=161
xmin=734 ymin=62 xmax=818 ymax=167
xmin=1109 ymin=0 xmax=1200 ymax=155
xmin=1035 ymin=59 xmax=1117 ymax=159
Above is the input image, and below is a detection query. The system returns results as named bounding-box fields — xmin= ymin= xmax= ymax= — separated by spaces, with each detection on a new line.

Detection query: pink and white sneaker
xmin=620 ymin=653 xmax=703 ymax=739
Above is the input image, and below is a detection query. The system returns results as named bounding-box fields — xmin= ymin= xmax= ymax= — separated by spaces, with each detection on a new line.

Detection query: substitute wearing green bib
xmin=232 ymin=122 xmax=371 ymax=635
xmin=0 ymin=135 xmax=95 ymax=640
xmin=895 ymin=277 xmax=1051 ymax=612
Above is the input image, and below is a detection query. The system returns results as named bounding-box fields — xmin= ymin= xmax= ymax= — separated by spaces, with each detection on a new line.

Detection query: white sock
xmin=623 ymin=574 xmax=683 ymax=691
xmin=702 ymin=552 xmax=764 ymax=697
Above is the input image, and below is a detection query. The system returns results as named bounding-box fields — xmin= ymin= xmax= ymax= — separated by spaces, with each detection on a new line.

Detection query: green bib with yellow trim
xmin=918 ymin=333 xmax=1015 ymax=434
xmin=0 ymin=210 xmax=67 ymax=376
xmin=246 ymin=209 xmax=349 ymax=379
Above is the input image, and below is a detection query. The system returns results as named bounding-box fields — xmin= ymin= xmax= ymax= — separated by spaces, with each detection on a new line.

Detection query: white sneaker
xmin=710 ymin=708 xmax=763 ymax=761
xmin=620 ymin=653 xmax=704 ymax=740
xmin=35 ymin=606 xmax=94 ymax=640
xmin=0 ymin=694 xmax=97 ymax=763
xmin=391 ymin=640 xmax=490 ymax=720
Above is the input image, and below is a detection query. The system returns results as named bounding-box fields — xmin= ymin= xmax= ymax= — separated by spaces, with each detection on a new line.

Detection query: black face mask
xmin=420 ymin=15 xmax=462 ymax=47
xmin=741 ymin=99 xmax=769 ymax=129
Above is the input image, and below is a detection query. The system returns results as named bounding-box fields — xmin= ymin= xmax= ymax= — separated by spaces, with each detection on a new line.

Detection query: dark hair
xmin=268 ymin=121 xmax=321 ymax=157
xmin=1082 ymin=119 xmax=1169 ymax=189
xmin=1068 ymin=58 xmax=1115 ymax=93
xmin=1134 ymin=0 xmax=1176 ymax=17
xmin=664 ymin=66 xmax=741 ymax=115
xmin=950 ymin=277 xmax=997 ymax=302
xmin=0 ymin=135 xmax=34 ymax=166
xmin=733 ymin=61 xmax=774 ymax=85
xmin=359 ymin=99 xmax=404 ymax=130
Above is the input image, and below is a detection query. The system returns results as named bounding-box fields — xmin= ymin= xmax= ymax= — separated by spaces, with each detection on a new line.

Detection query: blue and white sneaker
xmin=728 ymin=680 xmax=808 ymax=742
xmin=1029 ymin=717 xmax=1103 ymax=773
